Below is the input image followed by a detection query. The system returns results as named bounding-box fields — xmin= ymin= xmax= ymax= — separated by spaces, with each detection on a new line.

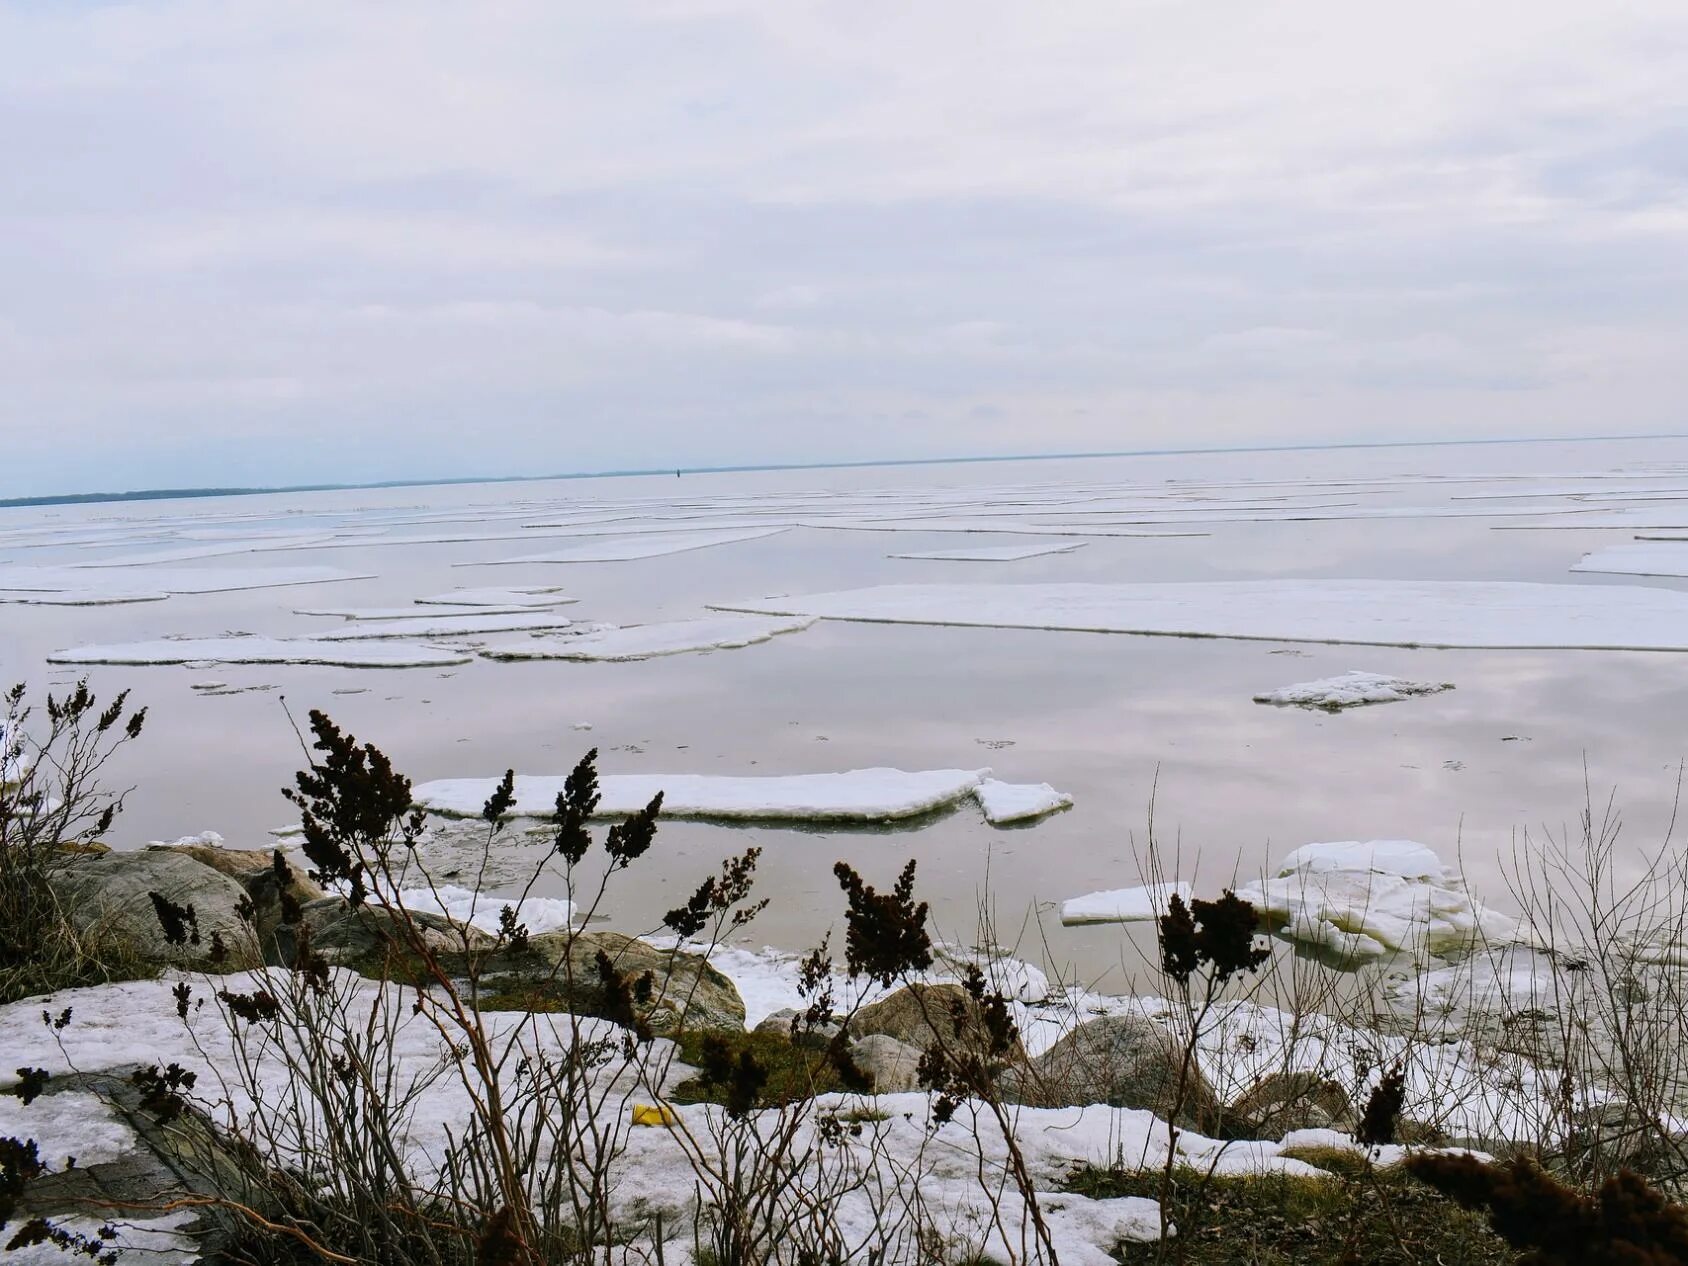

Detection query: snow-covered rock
xmin=1062 ymin=842 xmax=1512 ymax=966
xmin=1235 ymin=840 xmax=1515 ymax=965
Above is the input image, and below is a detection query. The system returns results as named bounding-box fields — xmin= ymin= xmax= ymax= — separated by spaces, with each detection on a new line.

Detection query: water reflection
xmin=6 ymin=439 xmax=1688 ymax=984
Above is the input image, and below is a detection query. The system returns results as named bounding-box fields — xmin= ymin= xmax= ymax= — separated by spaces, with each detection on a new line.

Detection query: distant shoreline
xmin=5 ymin=431 xmax=1682 ymax=510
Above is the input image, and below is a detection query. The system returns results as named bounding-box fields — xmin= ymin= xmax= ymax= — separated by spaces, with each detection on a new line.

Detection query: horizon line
xmin=5 ymin=430 xmax=1685 ymax=510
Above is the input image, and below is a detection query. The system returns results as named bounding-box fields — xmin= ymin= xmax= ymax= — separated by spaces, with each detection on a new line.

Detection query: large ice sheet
xmin=1253 ymin=671 xmax=1455 ymax=711
xmin=890 ymin=542 xmax=1085 ymax=561
xmin=481 ymin=614 xmax=815 ymax=662
xmin=306 ymin=613 xmax=578 ymax=640
xmin=1570 ymin=541 xmax=1688 ymax=578
xmin=414 ymin=767 xmax=990 ymax=821
xmin=715 ymin=579 xmax=1688 ymax=651
xmin=48 ymin=638 xmax=471 ymax=668
xmin=974 ymin=778 xmax=1073 ymax=823
xmin=482 ymin=527 xmax=789 ymax=564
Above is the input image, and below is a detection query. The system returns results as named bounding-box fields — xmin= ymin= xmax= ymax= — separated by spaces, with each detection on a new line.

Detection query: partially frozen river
xmin=8 ymin=435 xmax=1688 ymax=984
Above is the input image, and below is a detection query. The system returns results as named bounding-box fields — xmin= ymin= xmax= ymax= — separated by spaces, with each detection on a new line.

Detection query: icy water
xmin=8 ymin=436 xmax=1688 ymax=985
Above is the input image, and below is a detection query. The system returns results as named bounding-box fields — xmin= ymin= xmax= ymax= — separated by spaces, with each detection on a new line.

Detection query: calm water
xmin=8 ymin=437 xmax=1688 ymax=985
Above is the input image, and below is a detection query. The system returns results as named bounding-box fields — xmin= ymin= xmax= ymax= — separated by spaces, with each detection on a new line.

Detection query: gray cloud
xmin=2 ymin=1 xmax=1686 ymax=495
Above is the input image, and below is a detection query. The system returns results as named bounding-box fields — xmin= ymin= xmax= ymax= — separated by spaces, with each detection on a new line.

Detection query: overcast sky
xmin=2 ymin=2 xmax=1686 ymax=496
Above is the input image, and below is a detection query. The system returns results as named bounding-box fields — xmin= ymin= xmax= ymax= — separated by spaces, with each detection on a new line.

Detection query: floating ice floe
xmin=415 ymin=587 xmax=573 ymax=607
xmin=415 ymin=767 xmax=992 ymax=822
xmin=48 ymin=638 xmax=472 ymax=669
xmin=481 ymin=527 xmax=789 ymax=565
xmin=295 ymin=604 xmax=557 ymax=620
xmin=0 ymin=589 xmax=170 ymax=605
xmin=714 ymin=579 xmax=1688 ymax=651
xmin=0 ymin=564 xmax=370 ymax=599
xmin=974 ymin=778 xmax=1074 ymax=824
xmin=481 ymin=614 xmax=816 ymax=662
xmin=890 ymin=542 xmax=1086 ymax=562
xmin=808 ymin=517 xmax=1205 ymax=538
xmin=395 ymin=884 xmax=575 ymax=935
xmin=1253 ymin=671 xmax=1455 ymax=711
xmin=1061 ymin=882 xmax=1193 ymax=926
xmin=305 ymin=613 xmax=578 ymax=641
xmin=1570 ymin=540 xmax=1688 ymax=578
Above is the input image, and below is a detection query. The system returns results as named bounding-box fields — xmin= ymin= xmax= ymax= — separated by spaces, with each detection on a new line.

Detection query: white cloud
xmin=1 ymin=0 xmax=1686 ymax=494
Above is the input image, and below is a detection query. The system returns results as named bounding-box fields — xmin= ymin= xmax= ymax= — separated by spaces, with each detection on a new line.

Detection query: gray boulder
xmin=1230 ymin=1071 xmax=1353 ymax=1140
xmin=848 ymin=1034 xmax=924 ymax=1093
xmin=516 ymin=930 xmax=746 ymax=1036
xmin=847 ymin=983 xmax=1026 ymax=1066
xmin=47 ymin=849 xmax=262 ymax=970
xmin=755 ymin=1007 xmax=843 ymax=1049
xmin=283 ymin=896 xmax=484 ymax=974
xmin=1011 ymin=1015 xmax=1220 ymax=1131
xmin=151 ymin=843 xmax=323 ymax=952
